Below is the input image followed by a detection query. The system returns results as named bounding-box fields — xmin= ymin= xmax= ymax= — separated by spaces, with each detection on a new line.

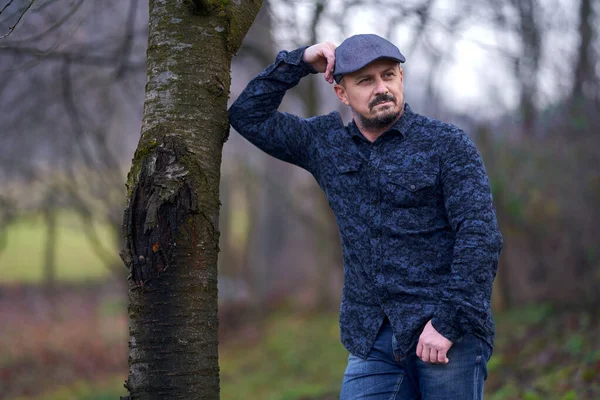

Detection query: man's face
xmin=334 ymin=59 xmax=404 ymax=130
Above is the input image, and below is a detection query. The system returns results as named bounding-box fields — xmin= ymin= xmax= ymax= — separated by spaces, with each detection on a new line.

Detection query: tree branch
xmin=1 ymin=0 xmax=36 ymax=39
xmin=5 ymin=0 xmax=84 ymax=45
xmin=0 ymin=44 xmax=147 ymax=67
xmin=226 ymin=0 xmax=263 ymax=54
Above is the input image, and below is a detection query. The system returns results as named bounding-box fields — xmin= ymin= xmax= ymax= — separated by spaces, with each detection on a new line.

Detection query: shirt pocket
xmin=385 ymin=169 xmax=438 ymax=208
xmin=320 ymin=143 xmax=363 ymax=176
xmin=321 ymin=148 xmax=363 ymax=210
xmin=333 ymin=154 xmax=362 ymax=174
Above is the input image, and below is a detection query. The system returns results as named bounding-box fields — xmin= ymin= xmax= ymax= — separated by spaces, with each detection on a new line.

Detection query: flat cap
xmin=334 ymin=34 xmax=406 ymax=83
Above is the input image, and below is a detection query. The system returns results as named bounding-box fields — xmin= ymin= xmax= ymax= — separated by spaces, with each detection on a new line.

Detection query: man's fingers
xmin=417 ymin=339 xmax=450 ymax=364
xmin=437 ymin=349 xmax=449 ymax=364
xmin=418 ymin=347 xmax=448 ymax=364
xmin=420 ymin=347 xmax=430 ymax=363
xmin=427 ymin=349 xmax=438 ymax=364
xmin=322 ymin=43 xmax=335 ymax=83
xmin=324 ymin=52 xmax=335 ymax=83
xmin=325 ymin=66 xmax=333 ymax=83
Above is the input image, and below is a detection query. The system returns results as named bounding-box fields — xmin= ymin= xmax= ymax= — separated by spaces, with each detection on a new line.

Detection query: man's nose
xmin=374 ymin=78 xmax=388 ymax=94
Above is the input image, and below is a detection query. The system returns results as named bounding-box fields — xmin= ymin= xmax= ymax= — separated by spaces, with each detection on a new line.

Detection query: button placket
xmin=368 ymin=151 xmax=384 ymax=285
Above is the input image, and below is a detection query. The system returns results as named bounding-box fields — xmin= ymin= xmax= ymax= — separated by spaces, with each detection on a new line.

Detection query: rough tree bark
xmin=119 ymin=1 xmax=262 ymax=398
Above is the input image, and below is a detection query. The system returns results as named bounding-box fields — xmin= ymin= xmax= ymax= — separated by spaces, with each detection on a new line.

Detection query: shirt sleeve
xmin=431 ymin=129 xmax=504 ymax=343
xmin=228 ymin=46 xmax=320 ymax=173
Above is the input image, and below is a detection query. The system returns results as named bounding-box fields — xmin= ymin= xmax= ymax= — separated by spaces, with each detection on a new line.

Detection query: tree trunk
xmin=571 ymin=0 xmax=594 ymax=103
xmin=43 ymin=201 xmax=57 ymax=299
xmin=514 ymin=0 xmax=540 ymax=136
xmin=241 ymin=1 xmax=277 ymax=311
xmin=120 ymin=1 xmax=261 ymax=399
xmin=304 ymin=2 xmax=343 ymax=309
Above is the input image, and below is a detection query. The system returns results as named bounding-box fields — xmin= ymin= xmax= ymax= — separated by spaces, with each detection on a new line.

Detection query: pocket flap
xmin=388 ymin=170 xmax=436 ymax=191
xmin=335 ymin=157 xmax=362 ymax=173
xmin=325 ymin=145 xmax=363 ymax=174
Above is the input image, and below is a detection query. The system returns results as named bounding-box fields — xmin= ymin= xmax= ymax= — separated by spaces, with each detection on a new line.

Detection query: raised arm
xmin=228 ymin=42 xmax=336 ymax=172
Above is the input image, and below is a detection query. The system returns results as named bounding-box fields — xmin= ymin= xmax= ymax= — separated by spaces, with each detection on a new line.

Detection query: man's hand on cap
xmin=303 ymin=42 xmax=336 ymax=84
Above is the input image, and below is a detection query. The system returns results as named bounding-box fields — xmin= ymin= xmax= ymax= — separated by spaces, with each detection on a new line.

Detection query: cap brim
xmin=334 ymin=55 xmax=405 ymax=83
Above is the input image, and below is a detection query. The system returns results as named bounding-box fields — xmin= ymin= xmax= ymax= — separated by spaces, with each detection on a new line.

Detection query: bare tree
xmin=485 ymin=0 xmax=542 ymax=134
xmin=571 ymin=0 xmax=597 ymax=105
xmin=0 ymin=0 xmax=148 ymax=279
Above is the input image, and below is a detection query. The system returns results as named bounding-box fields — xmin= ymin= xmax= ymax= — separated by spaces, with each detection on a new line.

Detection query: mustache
xmin=369 ymin=94 xmax=396 ymax=110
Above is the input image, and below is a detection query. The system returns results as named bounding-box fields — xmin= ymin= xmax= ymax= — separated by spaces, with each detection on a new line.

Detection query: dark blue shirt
xmin=228 ymin=47 xmax=503 ymax=359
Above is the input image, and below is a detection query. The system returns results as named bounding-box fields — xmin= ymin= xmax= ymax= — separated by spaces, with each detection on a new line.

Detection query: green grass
xmin=0 ymin=212 xmax=118 ymax=283
xmin=220 ymin=312 xmax=347 ymax=400
xmin=19 ymin=312 xmax=346 ymax=400
xmin=487 ymin=304 xmax=600 ymax=399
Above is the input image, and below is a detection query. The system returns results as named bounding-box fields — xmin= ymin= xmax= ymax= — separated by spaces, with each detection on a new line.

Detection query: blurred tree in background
xmin=0 ymin=0 xmax=148 ymax=286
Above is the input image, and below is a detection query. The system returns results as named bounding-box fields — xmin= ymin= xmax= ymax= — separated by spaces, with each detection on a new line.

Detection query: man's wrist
xmin=260 ymin=46 xmax=317 ymax=79
xmin=431 ymin=312 xmax=463 ymax=343
xmin=290 ymin=46 xmax=318 ymax=74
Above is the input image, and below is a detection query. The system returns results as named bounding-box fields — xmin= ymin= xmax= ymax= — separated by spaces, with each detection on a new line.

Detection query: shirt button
xmin=409 ymin=184 xmax=416 ymax=190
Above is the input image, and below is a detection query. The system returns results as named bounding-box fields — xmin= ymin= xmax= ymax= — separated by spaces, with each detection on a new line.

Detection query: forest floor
xmin=1 ymin=281 xmax=599 ymax=400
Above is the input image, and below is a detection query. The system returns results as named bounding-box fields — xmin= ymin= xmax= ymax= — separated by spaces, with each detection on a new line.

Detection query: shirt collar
xmin=349 ymin=102 xmax=415 ymax=141
xmin=390 ymin=102 xmax=414 ymax=137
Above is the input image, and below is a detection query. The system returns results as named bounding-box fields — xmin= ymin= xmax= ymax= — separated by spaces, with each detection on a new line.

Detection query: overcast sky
xmin=270 ymin=0 xmax=582 ymax=120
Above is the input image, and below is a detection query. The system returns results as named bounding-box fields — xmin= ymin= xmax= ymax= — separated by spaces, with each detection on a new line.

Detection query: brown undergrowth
xmin=1 ymin=282 xmax=599 ymax=400
xmin=0 ymin=282 xmax=128 ymax=399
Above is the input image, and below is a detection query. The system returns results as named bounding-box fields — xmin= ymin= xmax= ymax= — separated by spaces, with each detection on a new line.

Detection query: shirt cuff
xmin=262 ymin=46 xmax=318 ymax=77
xmin=431 ymin=306 xmax=463 ymax=343
xmin=288 ymin=46 xmax=319 ymax=74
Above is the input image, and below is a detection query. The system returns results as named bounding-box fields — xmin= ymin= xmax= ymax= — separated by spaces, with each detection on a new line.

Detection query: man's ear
xmin=334 ymin=83 xmax=349 ymax=106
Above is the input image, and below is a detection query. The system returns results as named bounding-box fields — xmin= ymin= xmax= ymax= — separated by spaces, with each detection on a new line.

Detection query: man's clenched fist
xmin=416 ymin=320 xmax=453 ymax=364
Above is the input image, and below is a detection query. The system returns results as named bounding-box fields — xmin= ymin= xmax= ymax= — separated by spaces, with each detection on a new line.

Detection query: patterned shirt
xmin=228 ymin=47 xmax=503 ymax=359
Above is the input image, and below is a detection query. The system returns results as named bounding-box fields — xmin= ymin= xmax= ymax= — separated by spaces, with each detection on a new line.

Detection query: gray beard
xmin=353 ymin=107 xmax=401 ymax=130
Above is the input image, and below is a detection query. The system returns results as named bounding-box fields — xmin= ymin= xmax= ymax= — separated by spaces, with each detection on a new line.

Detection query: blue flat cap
xmin=334 ymin=34 xmax=406 ymax=83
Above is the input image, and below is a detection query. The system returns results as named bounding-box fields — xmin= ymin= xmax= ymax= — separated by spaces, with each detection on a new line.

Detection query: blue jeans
xmin=340 ymin=319 xmax=491 ymax=400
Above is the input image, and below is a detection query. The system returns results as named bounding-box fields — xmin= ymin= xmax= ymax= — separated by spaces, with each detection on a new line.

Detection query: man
xmin=228 ymin=34 xmax=503 ymax=399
